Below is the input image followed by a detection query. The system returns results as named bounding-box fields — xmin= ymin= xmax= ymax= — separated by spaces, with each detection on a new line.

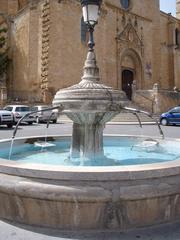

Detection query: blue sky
xmin=160 ymin=0 xmax=176 ymax=16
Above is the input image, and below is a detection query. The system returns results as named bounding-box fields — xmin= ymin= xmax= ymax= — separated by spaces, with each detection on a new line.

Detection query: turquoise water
xmin=0 ymin=137 xmax=180 ymax=167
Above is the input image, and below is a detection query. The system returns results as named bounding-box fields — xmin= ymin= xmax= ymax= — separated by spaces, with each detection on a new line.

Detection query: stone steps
xmin=111 ymin=113 xmax=155 ymax=122
xmin=58 ymin=112 xmax=159 ymax=123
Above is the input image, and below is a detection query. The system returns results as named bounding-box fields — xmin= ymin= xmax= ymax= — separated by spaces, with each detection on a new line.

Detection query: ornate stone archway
xmin=116 ymin=21 xmax=144 ymax=92
xmin=119 ymin=48 xmax=143 ymax=91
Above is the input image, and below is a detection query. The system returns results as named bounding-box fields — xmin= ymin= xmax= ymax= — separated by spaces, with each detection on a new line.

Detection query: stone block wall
xmin=133 ymin=90 xmax=155 ymax=113
xmin=157 ymin=90 xmax=180 ymax=112
xmin=0 ymin=19 xmax=8 ymax=106
xmin=133 ymin=88 xmax=180 ymax=114
xmin=11 ymin=3 xmax=42 ymax=103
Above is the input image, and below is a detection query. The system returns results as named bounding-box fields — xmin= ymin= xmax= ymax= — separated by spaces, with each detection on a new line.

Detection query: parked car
xmin=0 ymin=109 xmax=13 ymax=128
xmin=4 ymin=105 xmax=35 ymax=125
xmin=31 ymin=105 xmax=58 ymax=124
xmin=160 ymin=106 xmax=180 ymax=126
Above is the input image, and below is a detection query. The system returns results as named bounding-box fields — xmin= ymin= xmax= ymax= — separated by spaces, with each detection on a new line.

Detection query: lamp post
xmin=81 ymin=0 xmax=102 ymax=51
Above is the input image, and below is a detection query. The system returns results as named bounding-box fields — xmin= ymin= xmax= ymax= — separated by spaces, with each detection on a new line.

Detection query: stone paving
xmin=1 ymin=220 xmax=180 ymax=240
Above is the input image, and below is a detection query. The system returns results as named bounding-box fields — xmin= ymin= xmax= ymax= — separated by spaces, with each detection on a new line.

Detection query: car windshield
xmin=169 ymin=107 xmax=180 ymax=113
xmin=4 ymin=107 xmax=13 ymax=111
xmin=31 ymin=106 xmax=51 ymax=111
xmin=15 ymin=107 xmax=30 ymax=112
xmin=31 ymin=107 xmax=38 ymax=111
xmin=41 ymin=106 xmax=51 ymax=110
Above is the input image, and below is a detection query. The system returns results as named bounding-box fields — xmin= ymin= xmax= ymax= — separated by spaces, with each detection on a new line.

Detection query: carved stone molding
xmin=117 ymin=22 xmax=143 ymax=51
xmin=40 ymin=0 xmax=50 ymax=92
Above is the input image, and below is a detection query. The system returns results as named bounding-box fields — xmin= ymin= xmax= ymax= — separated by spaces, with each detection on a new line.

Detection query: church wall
xmin=47 ymin=0 xmax=118 ymax=99
xmin=106 ymin=0 xmax=164 ymax=92
xmin=18 ymin=0 xmax=29 ymax=10
xmin=6 ymin=0 xmax=180 ymax=105
xmin=159 ymin=14 xmax=173 ymax=89
xmin=11 ymin=4 xmax=42 ymax=102
xmin=12 ymin=9 xmax=30 ymax=101
xmin=48 ymin=0 xmax=85 ymax=92
xmin=174 ymin=50 xmax=180 ymax=89
xmin=159 ymin=13 xmax=180 ymax=90
xmin=0 ymin=0 xmax=9 ymax=14
xmin=102 ymin=0 xmax=160 ymax=90
xmin=47 ymin=0 xmax=160 ymax=96
xmin=105 ymin=0 xmax=159 ymax=20
xmin=177 ymin=0 xmax=180 ymax=20
xmin=7 ymin=0 xmax=19 ymax=15
xmin=28 ymin=4 xmax=42 ymax=102
xmin=96 ymin=3 xmax=118 ymax=89
xmin=174 ymin=20 xmax=180 ymax=89
xmin=0 ymin=0 xmax=19 ymax=16
xmin=141 ymin=20 xmax=153 ymax=89
xmin=151 ymin=1 xmax=161 ymax=88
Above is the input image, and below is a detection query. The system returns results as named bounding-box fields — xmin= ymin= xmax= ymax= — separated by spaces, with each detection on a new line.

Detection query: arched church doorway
xmin=122 ymin=69 xmax=134 ymax=100
xmin=119 ymin=49 xmax=143 ymax=99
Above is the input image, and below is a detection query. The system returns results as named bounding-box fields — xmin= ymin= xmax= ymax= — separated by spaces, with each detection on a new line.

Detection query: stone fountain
xmin=53 ymin=50 xmax=127 ymax=161
xmin=0 ymin=0 xmax=179 ymax=232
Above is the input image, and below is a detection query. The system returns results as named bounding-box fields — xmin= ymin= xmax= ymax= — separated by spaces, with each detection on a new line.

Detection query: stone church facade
xmin=0 ymin=0 xmax=180 ymax=113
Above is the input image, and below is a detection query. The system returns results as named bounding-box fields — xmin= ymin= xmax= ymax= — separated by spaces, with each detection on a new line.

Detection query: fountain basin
xmin=0 ymin=135 xmax=180 ymax=230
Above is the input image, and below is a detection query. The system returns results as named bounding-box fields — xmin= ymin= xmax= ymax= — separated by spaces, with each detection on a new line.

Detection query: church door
xmin=122 ymin=70 xmax=134 ymax=100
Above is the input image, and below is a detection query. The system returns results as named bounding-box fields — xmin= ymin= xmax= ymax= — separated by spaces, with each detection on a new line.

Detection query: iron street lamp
xmin=81 ymin=0 xmax=102 ymax=51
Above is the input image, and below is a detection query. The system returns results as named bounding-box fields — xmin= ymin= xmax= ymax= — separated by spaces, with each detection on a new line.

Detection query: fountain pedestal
xmin=53 ymin=51 xmax=128 ymax=161
xmin=70 ymin=122 xmax=104 ymax=159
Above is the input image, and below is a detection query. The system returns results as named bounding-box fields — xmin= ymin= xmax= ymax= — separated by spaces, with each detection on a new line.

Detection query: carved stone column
xmin=153 ymin=83 xmax=160 ymax=114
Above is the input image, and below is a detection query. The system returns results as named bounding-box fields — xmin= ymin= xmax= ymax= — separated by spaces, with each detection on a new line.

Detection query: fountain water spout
xmin=12 ymin=106 xmax=63 ymax=139
xmin=132 ymin=112 xmax=142 ymax=128
xmin=122 ymin=107 xmax=164 ymax=139
xmin=8 ymin=106 xmax=63 ymax=160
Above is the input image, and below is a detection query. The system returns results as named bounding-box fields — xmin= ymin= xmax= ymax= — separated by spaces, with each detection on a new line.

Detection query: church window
xmin=81 ymin=17 xmax=88 ymax=44
xmin=120 ymin=0 xmax=130 ymax=10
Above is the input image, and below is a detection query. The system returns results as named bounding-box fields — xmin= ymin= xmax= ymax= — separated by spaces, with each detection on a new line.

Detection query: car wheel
xmin=161 ymin=118 xmax=168 ymax=126
xmin=28 ymin=122 xmax=33 ymax=125
xmin=7 ymin=124 xmax=13 ymax=128
xmin=36 ymin=117 xmax=39 ymax=124
xmin=52 ymin=119 xmax=57 ymax=124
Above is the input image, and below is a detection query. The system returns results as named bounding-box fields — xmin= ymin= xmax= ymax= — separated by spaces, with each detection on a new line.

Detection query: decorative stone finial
xmin=81 ymin=51 xmax=100 ymax=83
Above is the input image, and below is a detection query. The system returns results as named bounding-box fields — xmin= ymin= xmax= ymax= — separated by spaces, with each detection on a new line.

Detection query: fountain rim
xmin=0 ymin=134 xmax=180 ymax=181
